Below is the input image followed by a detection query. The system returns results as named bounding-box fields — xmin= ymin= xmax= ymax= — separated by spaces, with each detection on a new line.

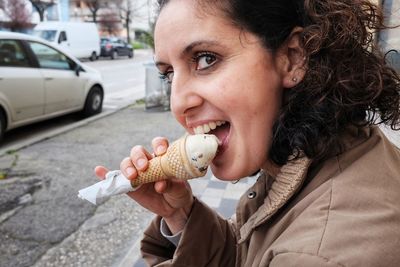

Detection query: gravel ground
xmin=0 ymin=104 xmax=184 ymax=267
xmin=33 ymin=195 xmax=152 ymax=267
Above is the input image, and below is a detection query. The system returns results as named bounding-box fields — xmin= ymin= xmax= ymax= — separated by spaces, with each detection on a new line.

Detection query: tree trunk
xmin=38 ymin=10 xmax=44 ymax=21
xmin=30 ymin=3 xmax=45 ymax=21
xmin=126 ymin=20 xmax=130 ymax=43
xmin=126 ymin=11 xmax=131 ymax=43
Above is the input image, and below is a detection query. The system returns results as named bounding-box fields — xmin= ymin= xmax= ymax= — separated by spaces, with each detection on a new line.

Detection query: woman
xmin=96 ymin=0 xmax=400 ymax=266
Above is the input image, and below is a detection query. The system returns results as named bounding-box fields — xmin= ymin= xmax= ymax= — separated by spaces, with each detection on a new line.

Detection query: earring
xmin=292 ymin=77 xmax=298 ymax=82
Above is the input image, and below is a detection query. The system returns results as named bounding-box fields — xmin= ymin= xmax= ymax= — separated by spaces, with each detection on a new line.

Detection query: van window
xmin=58 ymin=31 xmax=67 ymax=44
xmin=0 ymin=40 xmax=30 ymax=67
xmin=33 ymin=30 xmax=57 ymax=42
xmin=28 ymin=41 xmax=74 ymax=70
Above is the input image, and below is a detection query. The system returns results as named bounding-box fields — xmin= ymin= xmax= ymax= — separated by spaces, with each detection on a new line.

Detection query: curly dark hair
xmin=157 ymin=0 xmax=400 ymax=165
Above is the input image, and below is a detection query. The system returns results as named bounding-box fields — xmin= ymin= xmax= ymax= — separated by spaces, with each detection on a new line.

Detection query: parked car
xmin=0 ymin=31 xmax=104 ymax=142
xmin=100 ymin=37 xmax=134 ymax=59
xmin=33 ymin=22 xmax=101 ymax=61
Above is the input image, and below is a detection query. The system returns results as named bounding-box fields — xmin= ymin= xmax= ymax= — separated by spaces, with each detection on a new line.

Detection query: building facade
xmin=0 ymin=0 xmax=155 ymax=33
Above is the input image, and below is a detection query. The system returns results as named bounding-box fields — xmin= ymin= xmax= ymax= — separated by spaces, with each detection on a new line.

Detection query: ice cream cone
xmin=131 ymin=134 xmax=217 ymax=188
xmin=78 ymin=134 xmax=219 ymax=205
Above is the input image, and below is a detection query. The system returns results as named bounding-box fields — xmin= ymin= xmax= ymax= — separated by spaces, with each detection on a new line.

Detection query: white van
xmin=33 ymin=22 xmax=100 ymax=61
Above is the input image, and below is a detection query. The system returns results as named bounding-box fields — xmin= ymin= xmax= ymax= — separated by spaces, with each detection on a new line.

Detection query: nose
xmin=170 ymin=73 xmax=203 ymax=117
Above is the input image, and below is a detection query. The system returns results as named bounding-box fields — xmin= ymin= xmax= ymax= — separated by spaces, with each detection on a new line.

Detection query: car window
xmin=28 ymin=41 xmax=74 ymax=70
xmin=0 ymin=40 xmax=30 ymax=67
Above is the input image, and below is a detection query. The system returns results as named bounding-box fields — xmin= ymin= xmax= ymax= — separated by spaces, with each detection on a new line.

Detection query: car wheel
xmin=90 ymin=52 xmax=97 ymax=61
xmin=82 ymin=86 xmax=103 ymax=117
xmin=111 ymin=50 xmax=118 ymax=60
xmin=128 ymin=50 xmax=133 ymax=58
xmin=0 ymin=110 xmax=6 ymax=143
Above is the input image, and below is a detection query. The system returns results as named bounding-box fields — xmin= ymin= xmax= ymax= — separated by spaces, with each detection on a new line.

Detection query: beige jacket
xmin=141 ymin=126 xmax=400 ymax=266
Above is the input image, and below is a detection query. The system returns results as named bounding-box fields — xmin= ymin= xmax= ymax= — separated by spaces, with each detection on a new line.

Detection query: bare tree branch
xmin=2 ymin=0 xmax=32 ymax=31
xmin=98 ymin=11 xmax=121 ymax=36
xmin=116 ymin=0 xmax=147 ymax=43
xmin=79 ymin=0 xmax=108 ymax=23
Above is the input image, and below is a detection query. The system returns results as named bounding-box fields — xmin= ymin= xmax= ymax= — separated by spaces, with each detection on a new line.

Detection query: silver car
xmin=0 ymin=31 xmax=104 ymax=141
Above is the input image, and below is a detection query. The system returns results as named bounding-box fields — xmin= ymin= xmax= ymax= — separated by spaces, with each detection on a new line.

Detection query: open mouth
xmin=193 ymin=121 xmax=231 ymax=149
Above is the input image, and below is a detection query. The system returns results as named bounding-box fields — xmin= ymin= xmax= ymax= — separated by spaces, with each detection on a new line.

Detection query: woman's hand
xmin=94 ymin=137 xmax=194 ymax=234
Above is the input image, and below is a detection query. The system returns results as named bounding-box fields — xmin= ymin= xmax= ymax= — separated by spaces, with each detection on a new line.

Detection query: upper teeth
xmin=193 ymin=121 xmax=226 ymax=134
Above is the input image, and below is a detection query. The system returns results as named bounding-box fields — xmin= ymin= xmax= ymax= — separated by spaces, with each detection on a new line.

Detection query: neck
xmin=262 ymin=159 xmax=281 ymax=177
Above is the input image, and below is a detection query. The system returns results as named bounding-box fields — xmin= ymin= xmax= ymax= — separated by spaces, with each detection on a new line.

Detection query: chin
xmin=210 ymin=165 xmax=254 ymax=181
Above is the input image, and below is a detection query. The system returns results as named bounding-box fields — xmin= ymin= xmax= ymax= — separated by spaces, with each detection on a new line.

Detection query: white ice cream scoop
xmin=78 ymin=134 xmax=219 ymax=205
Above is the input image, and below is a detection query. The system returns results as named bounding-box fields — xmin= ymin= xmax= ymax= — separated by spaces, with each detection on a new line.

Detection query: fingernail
xmin=157 ymin=145 xmax=166 ymax=155
xmin=126 ymin=167 xmax=135 ymax=177
xmin=137 ymin=158 xmax=146 ymax=169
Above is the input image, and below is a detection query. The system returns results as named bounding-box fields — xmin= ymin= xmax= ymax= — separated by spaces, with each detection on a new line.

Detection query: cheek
xmin=209 ymin=75 xmax=248 ymax=109
xmin=213 ymin=63 xmax=281 ymax=112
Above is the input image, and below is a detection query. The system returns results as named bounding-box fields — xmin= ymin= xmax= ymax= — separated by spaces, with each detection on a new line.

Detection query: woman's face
xmin=154 ymin=0 xmax=285 ymax=180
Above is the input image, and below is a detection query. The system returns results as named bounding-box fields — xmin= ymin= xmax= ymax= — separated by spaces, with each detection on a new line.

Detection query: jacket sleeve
xmin=270 ymin=252 xmax=342 ymax=267
xmin=140 ymin=197 xmax=237 ymax=267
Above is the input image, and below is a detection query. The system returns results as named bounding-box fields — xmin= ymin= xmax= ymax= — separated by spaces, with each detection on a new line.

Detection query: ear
xmin=276 ymin=27 xmax=307 ymax=89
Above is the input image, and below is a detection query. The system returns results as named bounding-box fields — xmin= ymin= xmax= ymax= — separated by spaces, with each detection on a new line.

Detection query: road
xmin=92 ymin=50 xmax=153 ymax=110
xmin=0 ymin=50 xmax=154 ymax=155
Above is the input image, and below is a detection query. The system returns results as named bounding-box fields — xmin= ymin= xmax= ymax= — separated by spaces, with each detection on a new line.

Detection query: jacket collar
xmin=238 ymin=155 xmax=312 ymax=244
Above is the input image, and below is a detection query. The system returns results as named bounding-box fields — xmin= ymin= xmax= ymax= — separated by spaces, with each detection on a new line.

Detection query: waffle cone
xmin=131 ymin=135 xmax=206 ymax=188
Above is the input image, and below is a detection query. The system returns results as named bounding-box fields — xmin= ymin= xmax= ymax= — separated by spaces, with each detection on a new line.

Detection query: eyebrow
xmin=155 ymin=40 xmax=222 ymax=68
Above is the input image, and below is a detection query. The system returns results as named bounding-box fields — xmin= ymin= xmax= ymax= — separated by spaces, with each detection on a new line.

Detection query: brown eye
xmin=196 ymin=53 xmax=217 ymax=70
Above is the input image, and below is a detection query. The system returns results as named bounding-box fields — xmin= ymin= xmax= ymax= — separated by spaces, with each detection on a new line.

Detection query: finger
xmin=130 ymin=145 xmax=153 ymax=172
xmin=94 ymin=166 xmax=109 ymax=180
xmin=151 ymin=137 xmax=169 ymax=156
xmin=161 ymin=180 xmax=194 ymax=210
xmin=157 ymin=179 xmax=192 ymax=198
xmin=120 ymin=157 xmax=137 ymax=180
xmin=154 ymin=180 xmax=168 ymax=193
